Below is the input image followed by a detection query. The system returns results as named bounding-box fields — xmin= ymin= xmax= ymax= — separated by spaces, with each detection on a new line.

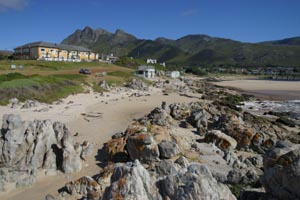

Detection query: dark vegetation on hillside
xmin=61 ymin=26 xmax=300 ymax=68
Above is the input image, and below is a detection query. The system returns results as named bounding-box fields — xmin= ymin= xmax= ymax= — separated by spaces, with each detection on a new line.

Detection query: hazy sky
xmin=0 ymin=0 xmax=299 ymax=50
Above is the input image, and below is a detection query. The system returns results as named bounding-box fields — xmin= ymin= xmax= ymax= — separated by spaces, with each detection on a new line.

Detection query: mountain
xmin=260 ymin=36 xmax=300 ymax=46
xmin=61 ymin=27 xmax=300 ymax=67
xmin=61 ymin=26 xmax=140 ymax=56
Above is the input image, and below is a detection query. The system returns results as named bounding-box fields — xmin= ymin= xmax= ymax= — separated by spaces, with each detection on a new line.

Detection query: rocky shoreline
xmin=1 ymin=77 xmax=300 ymax=200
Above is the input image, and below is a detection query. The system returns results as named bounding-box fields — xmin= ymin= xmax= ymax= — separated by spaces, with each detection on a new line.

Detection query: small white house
xmin=135 ymin=65 xmax=155 ymax=79
xmin=166 ymin=71 xmax=180 ymax=78
xmin=147 ymin=58 xmax=157 ymax=64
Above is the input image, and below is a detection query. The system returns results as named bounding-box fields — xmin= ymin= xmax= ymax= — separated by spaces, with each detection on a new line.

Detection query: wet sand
xmin=212 ymin=80 xmax=300 ymax=100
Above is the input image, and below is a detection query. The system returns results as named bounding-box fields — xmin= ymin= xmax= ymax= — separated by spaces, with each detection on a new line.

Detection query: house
xmin=106 ymin=53 xmax=119 ymax=63
xmin=135 ymin=65 xmax=155 ymax=79
xmin=14 ymin=41 xmax=99 ymax=62
xmin=147 ymin=58 xmax=157 ymax=64
xmin=166 ymin=71 xmax=180 ymax=78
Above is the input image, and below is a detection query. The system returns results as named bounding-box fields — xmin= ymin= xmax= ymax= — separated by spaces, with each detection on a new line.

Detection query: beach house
xmin=14 ymin=41 xmax=99 ymax=62
xmin=135 ymin=65 xmax=156 ymax=79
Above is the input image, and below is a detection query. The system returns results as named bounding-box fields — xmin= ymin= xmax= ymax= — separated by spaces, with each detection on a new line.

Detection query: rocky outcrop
xmin=204 ymin=130 xmax=237 ymax=151
xmin=261 ymin=141 xmax=300 ymax=200
xmin=0 ymin=114 xmax=92 ymax=192
xmin=126 ymin=78 xmax=149 ymax=91
xmin=126 ymin=132 xmax=160 ymax=163
xmin=21 ymin=99 xmax=40 ymax=109
xmin=158 ymin=140 xmax=180 ymax=159
xmin=98 ymin=80 xmax=110 ymax=91
xmin=159 ymin=163 xmax=236 ymax=200
xmin=65 ymin=176 xmax=101 ymax=199
xmin=102 ymin=160 xmax=160 ymax=200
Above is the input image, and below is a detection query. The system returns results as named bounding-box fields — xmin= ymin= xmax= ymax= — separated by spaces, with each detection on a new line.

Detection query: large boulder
xmin=158 ymin=140 xmax=180 ymax=159
xmin=261 ymin=141 xmax=300 ymax=200
xmin=98 ymin=80 xmax=110 ymax=91
xmin=0 ymin=114 xmax=92 ymax=192
xmin=126 ymin=132 xmax=160 ymax=163
xmin=204 ymin=130 xmax=237 ymax=151
xmin=65 ymin=176 xmax=101 ymax=199
xmin=126 ymin=78 xmax=149 ymax=91
xmin=159 ymin=163 xmax=236 ymax=200
xmin=102 ymin=160 xmax=160 ymax=200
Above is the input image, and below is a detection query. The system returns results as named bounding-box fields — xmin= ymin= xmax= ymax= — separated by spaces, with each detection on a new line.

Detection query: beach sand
xmin=212 ymin=80 xmax=300 ymax=100
xmin=0 ymin=87 xmax=202 ymax=200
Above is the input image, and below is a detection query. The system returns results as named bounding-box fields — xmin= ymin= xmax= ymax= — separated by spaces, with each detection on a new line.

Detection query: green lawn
xmin=0 ymin=73 xmax=84 ymax=105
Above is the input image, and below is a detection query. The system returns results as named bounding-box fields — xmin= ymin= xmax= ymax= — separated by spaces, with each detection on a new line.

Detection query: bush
xmin=185 ymin=67 xmax=208 ymax=76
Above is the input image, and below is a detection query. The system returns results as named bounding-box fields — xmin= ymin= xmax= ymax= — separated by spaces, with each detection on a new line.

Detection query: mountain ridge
xmin=61 ymin=27 xmax=300 ymax=67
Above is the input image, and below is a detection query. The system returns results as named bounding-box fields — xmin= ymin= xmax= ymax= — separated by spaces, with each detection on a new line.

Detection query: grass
xmin=0 ymin=60 xmax=152 ymax=104
xmin=0 ymin=60 xmax=111 ymax=71
xmin=0 ymin=73 xmax=84 ymax=105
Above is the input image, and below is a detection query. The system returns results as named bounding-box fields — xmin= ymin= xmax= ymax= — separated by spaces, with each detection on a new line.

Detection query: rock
xmin=21 ymin=100 xmax=40 ymax=109
xmin=159 ymin=163 xmax=236 ymax=200
xmin=261 ymin=141 xmax=300 ymax=200
xmin=175 ymin=156 xmax=190 ymax=168
xmin=80 ymin=141 xmax=94 ymax=161
xmin=103 ymin=136 xmax=128 ymax=162
xmin=98 ymin=80 xmax=110 ymax=91
xmin=169 ymin=103 xmax=191 ymax=120
xmin=187 ymin=108 xmax=211 ymax=135
xmin=155 ymin=160 xmax=179 ymax=176
xmin=145 ymin=107 xmax=173 ymax=126
xmin=126 ymin=132 xmax=160 ymax=163
xmin=204 ymin=130 xmax=237 ymax=151
xmin=126 ymin=78 xmax=149 ymax=91
xmin=226 ymin=168 xmax=260 ymax=184
xmin=65 ymin=176 xmax=101 ymax=199
xmin=158 ymin=140 xmax=180 ymax=159
xmin=9 ymin=98 xmax=19 ymax=108
xmin=239 ymin=188 xmax=268 ymax=200
xmin=0 ymin=114 xmax=91 ymax=191
xmin=188 ymin=143 xmax=231 ymax=182
xmin=111 ymin=132 xmax=125 ymax=139
xmin=102 ymin=160 xmax=160 ymax=200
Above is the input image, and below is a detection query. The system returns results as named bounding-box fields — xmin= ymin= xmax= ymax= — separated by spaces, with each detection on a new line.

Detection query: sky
xmin=0 ymin=0 xmax=300 ymax=50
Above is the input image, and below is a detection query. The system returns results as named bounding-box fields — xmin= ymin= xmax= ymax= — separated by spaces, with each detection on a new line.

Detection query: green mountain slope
xmin=61 ymin=27 xmax=300 ymax=67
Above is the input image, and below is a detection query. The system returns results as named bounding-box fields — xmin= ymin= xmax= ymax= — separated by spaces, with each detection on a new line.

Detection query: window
xmin=40 ymin=48 xmax=45 ymax=52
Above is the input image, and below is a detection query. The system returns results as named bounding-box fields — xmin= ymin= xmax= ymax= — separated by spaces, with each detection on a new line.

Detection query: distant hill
xmin=61 ymin=27 xmax=300 ymax=67
xmin=260 ymin=37 xmax=300 ymax=46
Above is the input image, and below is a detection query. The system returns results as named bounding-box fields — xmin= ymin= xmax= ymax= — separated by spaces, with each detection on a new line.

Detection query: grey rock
xmin=98 ymin=80 xmax=110 ymax=91
xmin=102 ymin=160 xmax=160 ymax=200
xmin=21 ymin=100 xmax=40 ymax=109
xmin=126 ymin=78 xmax=149 ymax=91
xmin=226 ymin=168 xmax=260 ymax=184
xmin=169 ymin=103 xmax=191 ymax=120
xmin=187 ymin=108 xmax=211 ymax=135
xmin=126 ymin=132 xmax=160 ymax=163
xmin=0 ymin=114 xmax=91 ymax=191
xmin=175 ymin=156 xmax=190 ymax=168
xmin=158 ymin=140 xmax=180 ymax=159
xmin=261 ymin=142 xmax=300 ymax=200
xmin=159 ymin=163 xmax=236 ymax=200
xmin=155 ymin=160 xmax=179 ymax=176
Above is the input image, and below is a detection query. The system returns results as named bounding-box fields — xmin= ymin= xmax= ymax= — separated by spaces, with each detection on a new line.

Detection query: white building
xmin=135 ymin=65 xmax=155 ymax=79
xmin=166 ymin=71 xmax=180 ymax=78
xmin=147 ymin=58 xmax=157 ymax=64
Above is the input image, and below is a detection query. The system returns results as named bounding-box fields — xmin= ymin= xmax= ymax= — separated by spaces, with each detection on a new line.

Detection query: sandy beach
xmin=0 ymin=87 xmax=202 ymax=200
xmin=212 ymin=80 xmax=300 ymax=100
